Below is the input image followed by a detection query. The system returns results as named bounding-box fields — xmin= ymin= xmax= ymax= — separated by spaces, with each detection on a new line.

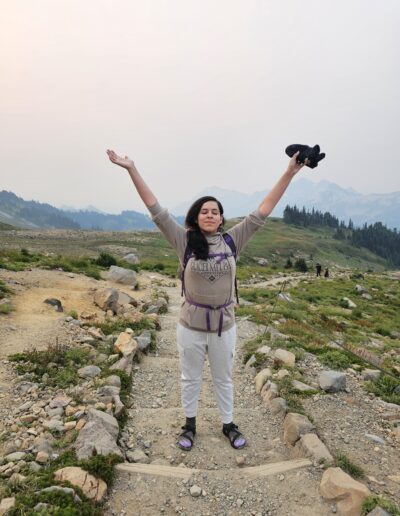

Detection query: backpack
xmin=180 ymin=233 xmax=239 ymax=304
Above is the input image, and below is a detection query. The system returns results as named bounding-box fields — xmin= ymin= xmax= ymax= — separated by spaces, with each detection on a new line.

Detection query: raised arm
xmin=107 ymin=149 xmax=157 ymax=208
xmin=258 ymin=151 xmax=306 ymax=217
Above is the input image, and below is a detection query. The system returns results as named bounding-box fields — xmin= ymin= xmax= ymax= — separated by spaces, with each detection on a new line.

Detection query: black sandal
xmin=177 ymin=425 xmax=196 ymax=451
xmin=222 ymin=423 xmax=246 ymax=449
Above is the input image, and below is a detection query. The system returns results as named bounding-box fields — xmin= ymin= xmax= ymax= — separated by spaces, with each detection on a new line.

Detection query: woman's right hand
xmin=106 ymin=149 xmax=135 ymax=171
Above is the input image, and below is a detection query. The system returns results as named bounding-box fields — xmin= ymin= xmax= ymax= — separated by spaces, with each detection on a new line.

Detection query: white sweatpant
xmin=176 ymin=323 xmax=236 ymax=424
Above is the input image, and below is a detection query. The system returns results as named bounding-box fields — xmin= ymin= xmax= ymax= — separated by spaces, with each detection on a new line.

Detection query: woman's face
xmin=197 ymin=200 xmax=223 ymax=235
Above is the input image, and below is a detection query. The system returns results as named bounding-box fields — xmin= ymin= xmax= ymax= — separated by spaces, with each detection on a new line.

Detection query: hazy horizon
xmin=1 ymin=1 xmax=399 ymax=214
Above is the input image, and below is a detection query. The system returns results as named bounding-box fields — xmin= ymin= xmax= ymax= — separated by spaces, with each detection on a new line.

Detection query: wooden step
xmin=115 ymin=458 xmax=312 ymax=479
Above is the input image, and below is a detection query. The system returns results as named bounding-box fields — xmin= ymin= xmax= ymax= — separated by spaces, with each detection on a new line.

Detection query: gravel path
xmin=104 ymin=285 xmax=330 ymax=516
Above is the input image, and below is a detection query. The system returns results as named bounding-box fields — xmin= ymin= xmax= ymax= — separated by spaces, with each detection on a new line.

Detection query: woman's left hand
xmin=286 ymin=151 xmax=309 ymax=176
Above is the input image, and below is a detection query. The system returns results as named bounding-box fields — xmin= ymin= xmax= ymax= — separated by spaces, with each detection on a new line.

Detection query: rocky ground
xmin=0 ymin=268 xmax=398 ymax=515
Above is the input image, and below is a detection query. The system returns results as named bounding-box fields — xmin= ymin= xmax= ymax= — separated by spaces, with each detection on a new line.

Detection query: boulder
xmin=283 ymin=413 xmax=315 ymax=446
xmin=44 ymin=298 xmax=63 ymax=312
xmin=136 ymin=330 xmax=152 ymax=352
xmin=292 ymin=433 xmax=334 ymax=464
xmin=74 ymin=421 xmax=122 ymax=460
xmin=366 ymin=508 xmax=391 ymax=516
xmin=114 ymin=332 xmax=138 ymax=357
xmin=362 ymin=369 xmax=381 ymax=382
xmin=54 ymin=466 xmax=107 ymax=503
xmin=117 ymin=291 xmax=138 ymax=307
xmin=274 ymin=349 xmax=296 ymax=367
xmin=94 ymin=288 xmax=119 ymax=313
xmin=320 ymin=467 xmax=370 ymax=516
xmin=110 ymin=352 xmax=134 ymax=375
xmin=292 ymin=380 xmax=315 ymax=393
xmin=106 ymin=266 xmax=137 ymax=287
xmin=341 ymin=297 xmax=357 ymax=309
xmin=126 ymin=449 xmax=150 ymax=464
xmin=122 ymin=253 xmax=140 ymax=264
xmin=319 ymin=371 xmax=346 ymax=392
xmin=0 ymin=497 xmax=15 ymax=514
xmin=268 ymin=397 xmax=288 ymax=416
xmin=87 ymin=408 xmax=119 ymax=440
xmin=254 ymin=368 xmax=273 ymax=394
xmin=77 ymin=365 xmax=101 ymax=379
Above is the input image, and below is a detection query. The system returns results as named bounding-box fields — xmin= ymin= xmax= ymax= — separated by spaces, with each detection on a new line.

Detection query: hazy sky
xmin=1 ymin=0 xmax=399 ymax=214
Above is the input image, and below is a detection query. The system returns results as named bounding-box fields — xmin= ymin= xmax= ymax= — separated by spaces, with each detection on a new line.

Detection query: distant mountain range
xmin=0 ymin=179 xmax=398 ymax=230
xmin=172 ymin=179 xmax=400 ymax=229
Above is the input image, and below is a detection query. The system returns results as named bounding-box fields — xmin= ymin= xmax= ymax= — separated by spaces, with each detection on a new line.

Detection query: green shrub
xmin=334 ymin=451 xmax=365 ymax=479
xmin=95 ymin=317 xmax=154 ymax=335
xmin=95 ymin=252 xmax=117 ymax=268
xmin=362 ymin=495 xmax=400 ymax=515
xmin=364 ymin=374 xmax=400 ymax=405
xmin=294 ymin=258 xmax=308 ymax=272
xmin=0 ymin=303 xmax=14 ymax=314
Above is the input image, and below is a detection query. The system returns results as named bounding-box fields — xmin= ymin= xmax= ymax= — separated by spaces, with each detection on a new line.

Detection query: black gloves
xmin=285 ymin=144 xmax=325 ymax=169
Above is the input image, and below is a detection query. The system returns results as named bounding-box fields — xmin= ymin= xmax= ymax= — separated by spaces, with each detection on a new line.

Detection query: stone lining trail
xmin=105 ymin=283 xmax=330 ymax=516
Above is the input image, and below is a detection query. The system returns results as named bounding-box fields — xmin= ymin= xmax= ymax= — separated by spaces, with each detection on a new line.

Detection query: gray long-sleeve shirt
xmin=148 ymin=202 xmax=267 ymax=333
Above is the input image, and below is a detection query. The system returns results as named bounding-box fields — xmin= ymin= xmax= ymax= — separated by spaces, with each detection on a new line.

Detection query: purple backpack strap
xmin=223 ymin=233 xmax=239 ymax=304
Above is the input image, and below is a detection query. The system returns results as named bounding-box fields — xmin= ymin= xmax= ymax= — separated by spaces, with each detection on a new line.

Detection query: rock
xmin=5 ymin=452 xmax=27 ymax=462
xmin=122 ymin=253 xmax=140 ymax=264
xmin=0 ymin=497 xmax=15 ymax=514
xmin=8 ymin=473 xmax=27 ymax=486
xmin=319 ymin=371 xmax=347 ymax=392
xmin=43 ymin=420 xmax=65 ymax=433
xmin=126 ymin=449 xmax=150 ymax=464
xmin=190 ymin=485 xmax=202 ymax=497
xmin=261 ymin=381 xmax=279 ymax=402
xmin=114 ymin=332 xmax=138 ymax=357
xmin=254 ymin=368 xmax=273 ymax=394
xmin=269 ymin=397 xmax=288 ymax=416
xmin=257 ymin=345 xmax=271 ymax=355
xmin=292 ymin=433 xmax=334 ymax=464
xmin=87 ymin=409 xmax=119 ymax=440
xmin=365 ymin=434 xmax=385 ymax=445
xmin=117 ymin=291 xmax=138 ymax=307
xmin=74 ymin=421 xmax=122 ymax=460
xmin=104 ymin=375 xmax=122 ymax=388
xmin=35 ymin=451 xmax=49 ymax=464
xmin=341 ymin=297 xmax=357 ymax=309
xmin=362 ymin=369 xmax=381 ymax=382
xmin=257 ymin=258 xmax=268 ymax=266
xmin=94 ymin=288 xmax=119 ymax=313
xmin=362 ymin=293 xmax=373 ymax=300
xmin=77 ymin=365 xmax=101 ymax=379
xmin=245 ymin=354 xmax=257 ymax=370
xmin=320 ymin=467 xmax=370 ymax=516
xmin=106 ymin=266 xmax=137 ymax=287
xmin=49 ymin=396 xmax=72 ymax=408
xmin=278 ymin=293 xmax=293 ymax=303
xmin=136 ymin=330 xmax=153 ymax=352
xmin=355 ymin=284 xmax=367 ymax=293
xmin=236 ymin=456 xmax=246 ymax=467
xmin=292 ymin=380 xmax=315 ymax=393
xmin=87 ymin=327 xmax=105 ymax=340
xmin=54 ymin=466 xmax=107 ymax=503
xmin=283 ymin=413 xmax=315 ymax=446
xmin=110 ymin=352 xmax=134 ymax=375
xmin=44 ymin=298 xmax=63 ymax=312
xmin=366 ymin=507 xmax=391 ymax=516
xmin=277 ymin=369 xmax=290 ymax=379
xmin=274 ymin=349 xmax=295 ymax=367
xmin=38 ymin=486 xmax=81 ymax=503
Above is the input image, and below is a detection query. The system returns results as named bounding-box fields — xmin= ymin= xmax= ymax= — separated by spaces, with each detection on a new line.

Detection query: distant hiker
xmin=324 ymin=268 xmax=329 ymax=278
xmin=107 ymin=148 xmax=310 ymax=452
xmin=316 ymin=263 xmax=322 ymax=276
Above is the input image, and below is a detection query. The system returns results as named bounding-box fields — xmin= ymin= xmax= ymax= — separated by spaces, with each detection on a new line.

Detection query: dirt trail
xmin=104 ymin=284 xmax=330 ymax=516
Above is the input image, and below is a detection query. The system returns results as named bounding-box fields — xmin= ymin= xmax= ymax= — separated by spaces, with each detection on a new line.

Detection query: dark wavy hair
xmin=185 ymin=196 xmax=224 ymax=260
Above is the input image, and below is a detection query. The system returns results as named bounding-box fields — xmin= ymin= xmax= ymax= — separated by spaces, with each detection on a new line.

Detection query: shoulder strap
xmin=223 ymin=233 xmax=239 ymax=304
xmin=222 ymin=233 xmax=237 ymax=260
